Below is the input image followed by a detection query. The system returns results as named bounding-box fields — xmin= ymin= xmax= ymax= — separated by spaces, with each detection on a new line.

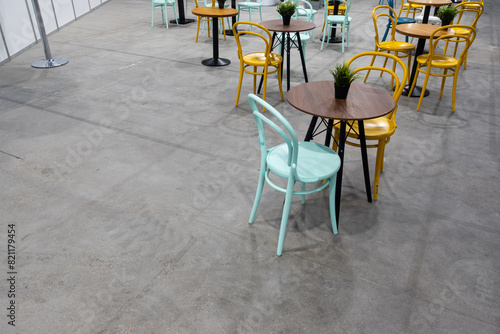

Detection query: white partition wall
xmin=0 ymin=0 xmax=108 ymax=65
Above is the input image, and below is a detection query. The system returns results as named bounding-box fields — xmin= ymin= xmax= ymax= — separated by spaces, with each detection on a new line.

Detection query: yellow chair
xmin=332 ymin=51 xmax=408 ymax=200
xmin=408 ymin=25 xmax=476 ymax=112
xmin=194 ymin=0 xmax=226 ymax=43
xmin=322 ymin=0 xmax=347 ymax=32
xmin=233 ymin=22 xmax=284 ymax=107
xmin=444 ymin=1 xmax=483 ymax=69
xmin=398 ymin=0 xmax=422 ymax=19
xmin=367 ymin=5 xmax=415 ymax=87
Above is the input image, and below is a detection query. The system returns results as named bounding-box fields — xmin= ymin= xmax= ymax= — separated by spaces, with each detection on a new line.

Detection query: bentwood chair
xmin=151 ymin=0 xmax=178 ymax=29
xmin=369 ymin=5 xmax=415 ymax=86
xmin=382 ymin=0 xmax=415 ymax=42
xmin=322 ymin=0 xmax=347 ymax=34
xmin=233 ymin=22 xmax=284 ymax=107
xmin=248 ymin=94 xmax=341 ymax=256
xmin=331 ymin=52 xmax=408 ymax=200
xmin=293 ymin=0 xmax=317 ymax=40
xmin=237 ymin=0 xmax=264 ymax=31
xmin=321 ymin=0 xmax=352 ymax=53
xmin=194 ymin=0 xmax=226 ymax=42
xmin=408 ymin=25 xmax=476 ymax=112
xmin=398 ymin=0 xmax=422 ymax=19
xmin=445 ymin=1 xmax=483 ymax=69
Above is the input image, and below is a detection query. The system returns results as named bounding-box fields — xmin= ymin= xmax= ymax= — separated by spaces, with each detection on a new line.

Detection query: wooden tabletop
xmin=260 ymin=19 xmax=316 ymax=33
xmin=287 ymin=81 xmax=395 ymax=121
xmin=395 ymin=23 xmax=455 ymax=39
xmin=191 ymin=7 xmax=238 ymax=18
xmin=408 ymin=0 xmax=451 ymax=6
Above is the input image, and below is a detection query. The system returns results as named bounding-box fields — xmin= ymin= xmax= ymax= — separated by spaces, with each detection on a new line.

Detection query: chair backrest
xmin=233 ymin=22 xmax=273 ymax=61
xmin=346 ymin=51 xmax=408 ymax=121
xmin=454 ymin=1 xmax=483 ymax=28
xmin=372 ymin=5 xmax=398 ymax=44
xmin=293 ymin=1 xmax=313 ymax=21
xmin=324 ymin=0 xmax=350 ymax=20
xmin=398 ymin=0 xmax=421 ymax=18
xmin=429 ymin=25 xmax=476 ymax=61
xmin=194 ymin=0 xmax=201 ymax=8
xmin=248 ymin=94 xmax=299 ymax=170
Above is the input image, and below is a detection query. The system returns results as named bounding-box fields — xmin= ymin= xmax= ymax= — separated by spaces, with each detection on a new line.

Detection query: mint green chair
xmin=321 ymin=0 xmax=352 ymax=53
xmin=248 ymin=94 xmax=341 ymax=256
xmin=152 ymin=0 xmax=178 ymax=29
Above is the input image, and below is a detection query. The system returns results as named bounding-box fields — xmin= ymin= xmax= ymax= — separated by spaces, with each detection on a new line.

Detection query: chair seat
xmin=379 ymin=40 xmax=415 ymax=51
xmin=396 ymin=17 xmax=416 ymax=24
xmin=416 ymin=14 xmax=441 ymax=24
xmin=334 ymin=117 xmax=396 ymax=140
xmin=417 ymin=54 xmax=459 ymax=68
xmin=239 ymin=2 xmax=261 ymax=7
xmin=453 ymin=27 xmax=471 ymax=35
xmin=242 ymin=52 xmax=282 ymax=67
xmin=267 ymin=142 xmax=341 ymax=182
xmin=326 ymin=15 xmax=352 ymax=23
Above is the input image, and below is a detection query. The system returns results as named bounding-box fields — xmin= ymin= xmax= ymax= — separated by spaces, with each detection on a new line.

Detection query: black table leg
xmin=402 ymin=37 xmax=429 ymax=97
xmin=296 ymin=32 xmax=308 ymax=83
xmin=358 ymin=120 xmax=372 ymax=203
xmin=325 ymin=119 xmax=333 ymax=147
xmin=171 ymin=0 xmax=195 ymax=24
xmin=304 ymin=116 xmax=318 ymax=142
xmin=202 ymin=17 xmax=231 ymax=66
xmin=257 ymin=32 xmax=277 ymax=94
xmin=286 ymin=32 xmax=291 ymax=91
xmin=225 ymin=0 xmax=238 ymax=36
xmin=335 ymin=120 xmax=347 ymax=226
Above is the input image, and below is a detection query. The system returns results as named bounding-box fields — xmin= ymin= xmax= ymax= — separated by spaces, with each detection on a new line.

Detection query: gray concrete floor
xmin=1 ymin=0 xmax=499 ymax=333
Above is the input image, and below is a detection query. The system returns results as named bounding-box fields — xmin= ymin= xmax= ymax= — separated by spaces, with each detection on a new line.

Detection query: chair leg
xmin=249 ymin=164 xmax=266 ymax=223
xmin=328 ymin=175 xmax=338 ymax=234
xmin=452 ymin=67 xmax=460 ymax=112
xmin=364 ymin=53 xmax=377 ymax=82
xmin=165 ymin=6 xmax=169 ymax=29
xmin=235 ymin=64 xmax=244 ymax=106
xmin=221 ymin=19 xmax=226 ymax=40
xmin=172 ymin=3 xmax=178 ymax=25
xmin=373 ymin=140 xmax=385 ymax=201
xmin=152 ymin=5 xmax=155 ymax=27
xmin=277 ymin=178 xmax=295 ymax=256
xmin=417 ymin=66 xmax=431 ymax=111
xmin=408 ymin=65 xmax=420 ymax=100
xmin=301 ymin=183 xmax=305 ymax=204
xmin=196 ymin=18 xmax=201 ymax=42
xmin=440 ymin=69 xmax=448 ymax=98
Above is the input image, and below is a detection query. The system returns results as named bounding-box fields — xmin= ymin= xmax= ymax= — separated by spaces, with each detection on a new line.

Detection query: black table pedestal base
xmin=402 ymin=85 xmax=429 ymax=97
xmin=202 ymin=58 xmax=231 ymax=66
xmin=171 ymin=18 xmax=195 ymax=24
xmin=320 ymin=36 xmax=343 ymax=43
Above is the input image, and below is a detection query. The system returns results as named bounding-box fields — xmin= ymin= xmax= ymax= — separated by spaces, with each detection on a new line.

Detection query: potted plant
xmin=277 ymin=0 xmax=298 ymax=26
xmin=436 ymin=5 xmax=458 ymax=26
xmin=329 ymin=61 xmax=359 ymax=99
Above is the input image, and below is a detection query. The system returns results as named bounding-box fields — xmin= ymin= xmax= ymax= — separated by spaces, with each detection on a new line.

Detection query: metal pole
xmin=31 ymin=0 xmax=68 ymax=68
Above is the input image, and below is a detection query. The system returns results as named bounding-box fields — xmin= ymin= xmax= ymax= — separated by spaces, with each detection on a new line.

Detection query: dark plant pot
xmin=334 ymin=84 xmax=350 ymax=99
xmin=218 ymin=0 xmax=225 ymax=9
xmin=441 ymin=20 xmax=452 ymax=27
xmin=282 ymin=15 xmax=291 ymax=26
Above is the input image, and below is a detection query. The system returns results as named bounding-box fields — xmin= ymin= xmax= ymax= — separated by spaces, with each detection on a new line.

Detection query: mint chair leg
xmin=328 ymin=176 xmax=338 ymax=234
xmin=277 ymin=178 xmax=295 ymax=256
xmin=173 ymin=4 xmax=179 ymax=25
xmin=249 ymin=161 xmax=267 ymax=223
xmin=165 ymin=6 xmax=169 ymax=29
xmin=301 ymin=182 xmax=305 ymax=204
xmin=152 ymin=5 xmax=155 ymax=27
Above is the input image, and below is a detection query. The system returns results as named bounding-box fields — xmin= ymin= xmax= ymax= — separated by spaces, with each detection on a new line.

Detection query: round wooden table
xmin=287 ymin=81 xmax=396 ymax=226
xmin=396 ymin=23 xmax=455 ymax=96
xmin=191 ymin=7 xmax=238 ymax=66
xmin=259 ymin=20 xmax=316 ymax=91
xmin=408 ymin=0 xmax=452 ymax=23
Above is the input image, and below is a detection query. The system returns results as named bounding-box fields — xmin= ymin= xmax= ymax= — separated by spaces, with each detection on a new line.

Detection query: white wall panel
xmin=0 ymin=28 xmax=9 ymax=63
xmin=26 ymin=0 xmax=58 ymax=39
xmin=89 ymin=0 xmax=101 ymax=9
xmin=73 ymin=0 xmax=91 ymax=18
xmin=0 ymin=0 xmax=36 ymax=55
xmin=53 ymin=0 xmax=76 ymax=27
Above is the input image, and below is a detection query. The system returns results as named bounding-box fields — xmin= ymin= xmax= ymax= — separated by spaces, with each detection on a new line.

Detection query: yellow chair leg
xmin=196 ymin=18 xmax=201 ymax=42
xmin=452 ymin=68 xmax=460 ymax=112
xmin=440 ymin=69 xmax=448 ymax=98
xmin=235 ymin=64 xmax=244 ymax=106
xmin=373 ymin=140 xmax=385 ymax=201
xmin=417 ymin=66 xmax=431 ymax=111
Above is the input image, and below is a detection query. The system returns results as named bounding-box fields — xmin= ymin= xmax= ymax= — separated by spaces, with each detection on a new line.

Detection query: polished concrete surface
xmin=0 ymin=0 xmax=499 ymax=333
